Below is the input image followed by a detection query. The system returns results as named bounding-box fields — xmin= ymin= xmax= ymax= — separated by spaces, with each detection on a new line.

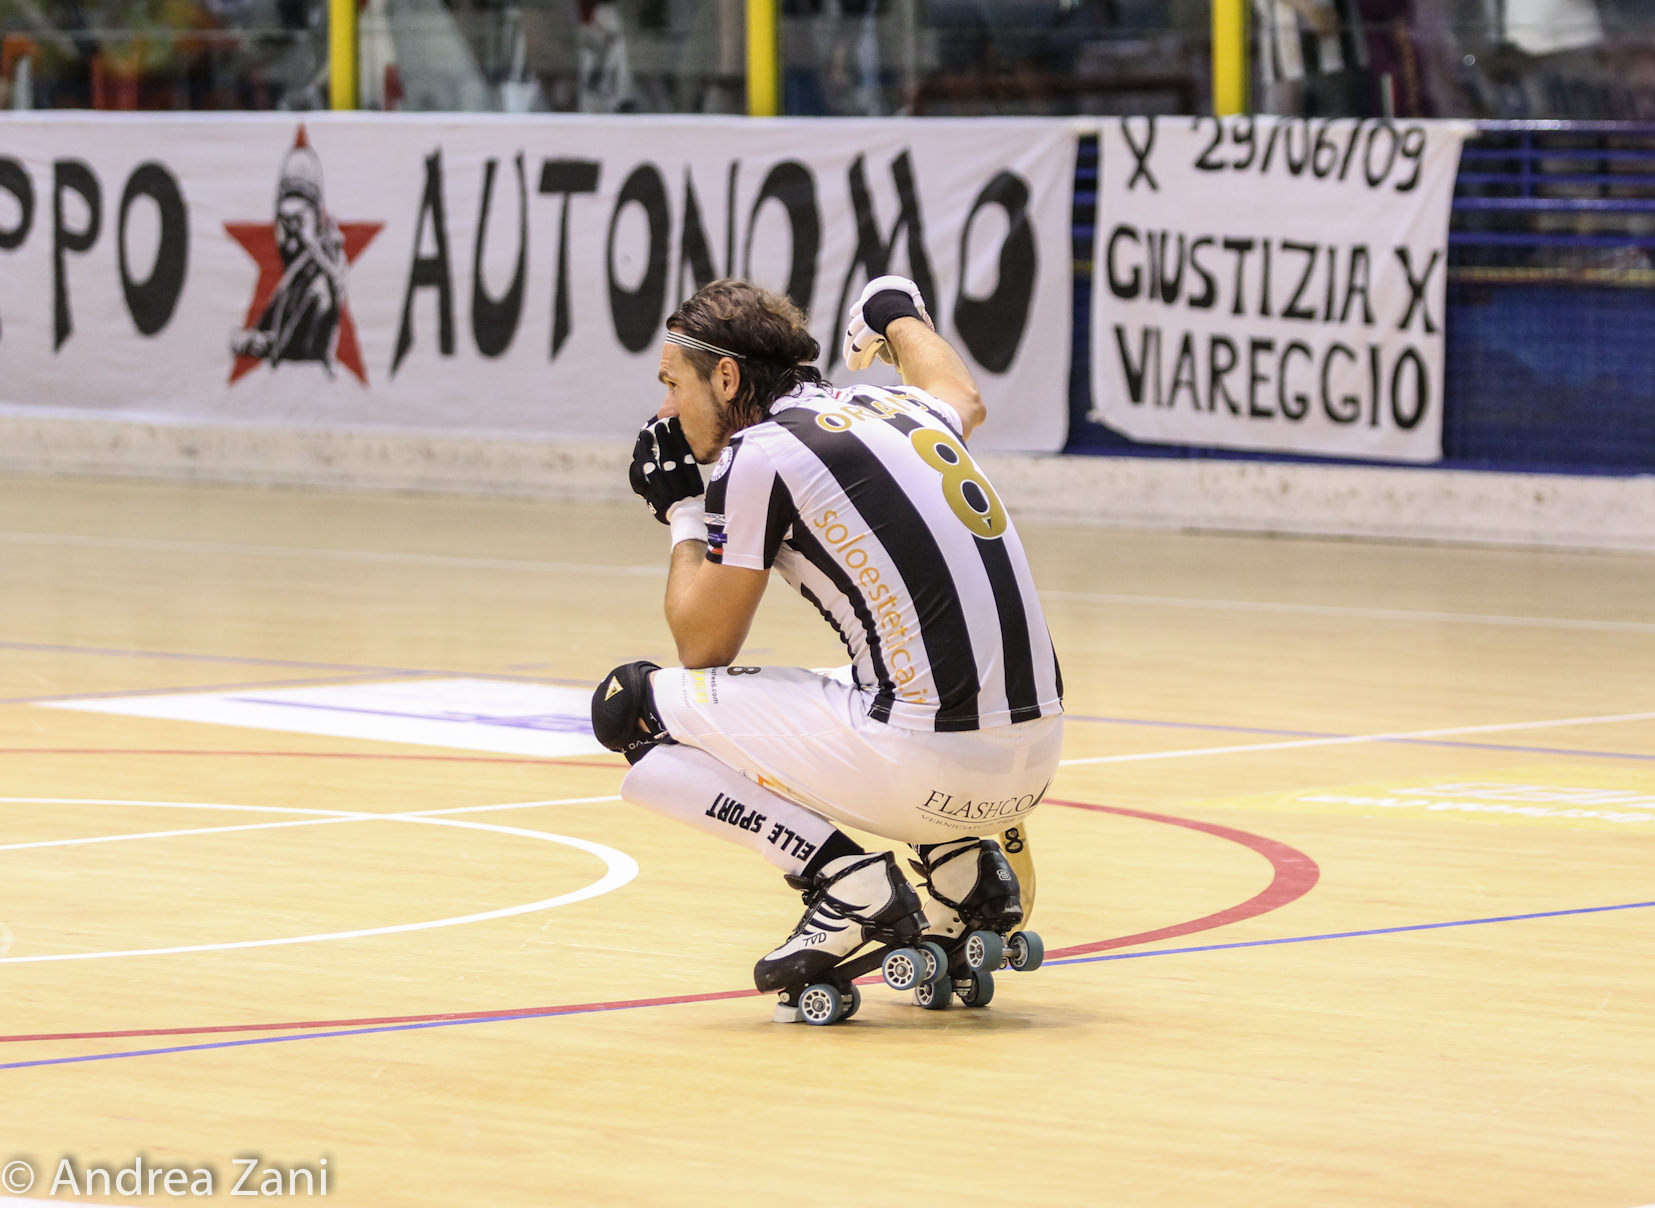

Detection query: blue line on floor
xmin=4 ymin=899 xmax=1650 ymax=1072
xmin=1049 ymin=900 xmax=1655 ymax=967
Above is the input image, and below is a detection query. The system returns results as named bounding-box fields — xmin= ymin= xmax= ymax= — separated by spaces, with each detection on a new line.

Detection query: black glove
xmin=629 ymin=416 xmax=704 ymax=525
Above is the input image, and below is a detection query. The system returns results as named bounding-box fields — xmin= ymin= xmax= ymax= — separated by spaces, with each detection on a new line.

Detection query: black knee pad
xmin=591 ymin=661 xmax=673 ymax=765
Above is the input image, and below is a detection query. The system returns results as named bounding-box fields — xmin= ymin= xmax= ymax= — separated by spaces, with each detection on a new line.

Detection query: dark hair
xmin=666 ymin=280 xmax=827 ymax=431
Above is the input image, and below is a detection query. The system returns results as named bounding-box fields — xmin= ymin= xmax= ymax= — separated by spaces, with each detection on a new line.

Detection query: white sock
xmin=621 ymin=743 xmax=843 ymax=876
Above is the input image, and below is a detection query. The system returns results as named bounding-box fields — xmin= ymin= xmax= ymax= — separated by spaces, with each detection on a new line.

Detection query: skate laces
xmin=784 ymin=888 xmax=855 ymax=940
xmin=784 ymin=855 xmax=892 ymax=938
xmin=909 ymin=841 xmax=981 ymax=913
xmin=908 ymin=860 xmax=967 ymax=913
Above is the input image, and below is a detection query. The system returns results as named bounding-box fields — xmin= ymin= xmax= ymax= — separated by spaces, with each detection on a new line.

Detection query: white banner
xmin=0 ymin=114 xmax=1075 ymax=452
xmin=1089 ymin=116 xmax=1471 ymax=463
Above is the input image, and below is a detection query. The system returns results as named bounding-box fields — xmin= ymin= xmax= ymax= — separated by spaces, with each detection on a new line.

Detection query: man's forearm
xmin=663 ymin=538 xmax=709 ymax=650
xmin=885 ymin=317 xmax=986 ymax=436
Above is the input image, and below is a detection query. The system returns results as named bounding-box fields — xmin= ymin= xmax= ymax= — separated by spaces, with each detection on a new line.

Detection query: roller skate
xmin=907 ymin=837 xmax=1044 ymax=1011
xmin=758 ymin=851 xmax=949 ymax=1026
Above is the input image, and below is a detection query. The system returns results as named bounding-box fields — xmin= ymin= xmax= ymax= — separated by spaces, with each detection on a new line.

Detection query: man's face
xmin=656 ymin=341 xmax=737 ymax=463
xmin=276 ymin=194 xmax=318 ymax=262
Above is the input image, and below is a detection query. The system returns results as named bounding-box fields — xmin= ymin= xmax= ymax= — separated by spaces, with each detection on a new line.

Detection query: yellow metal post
xmin=329 ymin=0 xmax=358 ymax=110
xmin=746 ymin=0 xmax=779 ymax=116
xmin=1211 ymin=0 xmax=1246 ymax=116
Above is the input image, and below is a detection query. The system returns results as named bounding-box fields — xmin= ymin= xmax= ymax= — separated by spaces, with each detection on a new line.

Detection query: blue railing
xmin=1451 ymin=122 xmax=1655 ymax=257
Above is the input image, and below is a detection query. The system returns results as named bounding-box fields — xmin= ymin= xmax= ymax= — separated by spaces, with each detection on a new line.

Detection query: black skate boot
xmin=755 ymin=851 xmax=942 ymax=1025
xmin=908 ymin=837 xmax=1044 ymax=1010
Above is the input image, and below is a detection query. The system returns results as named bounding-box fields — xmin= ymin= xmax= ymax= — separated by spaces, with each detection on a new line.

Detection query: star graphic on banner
xmin=225 ymin=126 xmax=383 ymax=385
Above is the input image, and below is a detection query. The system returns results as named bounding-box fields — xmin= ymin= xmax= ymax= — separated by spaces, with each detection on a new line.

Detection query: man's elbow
xmin=945 ymin=383 xmax=987 ymax=439
xmin=675 ymin=636 xmax=743 ymax=670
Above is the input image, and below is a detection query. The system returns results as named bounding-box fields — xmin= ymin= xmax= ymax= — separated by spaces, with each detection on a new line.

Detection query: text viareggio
xmin=225 ymin=126 xmax=382 ymax=383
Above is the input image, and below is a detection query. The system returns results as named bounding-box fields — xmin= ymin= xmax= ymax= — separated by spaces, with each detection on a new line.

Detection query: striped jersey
xmin=702 ymin=381 xmax=1063 ymax=733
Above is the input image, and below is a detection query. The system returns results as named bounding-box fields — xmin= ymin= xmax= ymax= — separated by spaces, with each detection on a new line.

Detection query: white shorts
xmin=650 ymin=665 xmax=1063 ymax=846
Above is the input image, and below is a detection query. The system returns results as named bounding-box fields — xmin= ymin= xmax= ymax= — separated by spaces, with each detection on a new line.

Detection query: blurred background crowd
xmin=1 ymin=0 xmax=1653 ymax=119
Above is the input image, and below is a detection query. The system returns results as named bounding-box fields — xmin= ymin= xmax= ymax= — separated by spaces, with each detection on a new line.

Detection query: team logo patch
xmin=710 ymin=446 xmax=734 ymax=480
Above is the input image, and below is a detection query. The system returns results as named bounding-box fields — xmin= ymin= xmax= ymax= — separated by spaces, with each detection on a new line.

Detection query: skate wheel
xmin=956 ymin=970 xmax=995 ymax=1008
xmin=838 ymin=982 xmax=863 ymax=1022
xmin=964 ymin=930 xmax=1005 ymax=972
xmin=881 ymin=947 xmax=927 ymax=992
xmin=797 ymin=983 xmax=843 ymax=1026
xmin=914 ymin=977 xmax=952 ymax=1011
xmin=1007 ymin=930 xmax=1044 ymax=972
xmin=917 ymin=941 xmax=949 ymax=985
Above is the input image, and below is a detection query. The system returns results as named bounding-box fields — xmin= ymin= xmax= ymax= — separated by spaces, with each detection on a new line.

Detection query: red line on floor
xmin=0 ymin=793 xmax=1317 ymax=1044
xmin=1040 ymin=798 xmax=1321 ymax=959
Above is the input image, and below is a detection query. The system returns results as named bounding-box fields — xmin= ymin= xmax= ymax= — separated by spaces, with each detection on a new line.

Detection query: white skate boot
xmin=908 ymin=838 xmax=1043 ymax=1010
xmin=755 ymin=851 xmax=940 ymax=1025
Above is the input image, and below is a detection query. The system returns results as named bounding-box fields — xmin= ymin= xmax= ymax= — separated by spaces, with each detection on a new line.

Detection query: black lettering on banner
xmin=1151 ymin=230 xmax=1185 ymax=304
xmin=953 ymin=170 xmax=1035 ymax=373
xmin=1323 ymin=245 xmax=1338 ymax=320
xmin=1231 ymin=115 xmax=1257 ymax=171
xmin=1258 ymin=120 xmax=1284 ymax=172
xmin=1114 ymin=324 xmax=1156 ymax=404
xmin=832 ymin=151 xmax=936 ymax=370
xmin=537 ymin=158 xmax=602 ymax=358
xmin=1259 ymin=238 xmax=1272 ymax=317
xmin=1192 ymin=115 xmax=1225 ymax=172
xmin=1281 ymin=240 xmax=1318 ymax=321
xmin=1167 ymin=332 xmax=1198 ymax=409
xmin=607 ymin=162 xmax=669 ymax=353
xmin=1312 ymin=120 xmax=1342 ymax=177
xmin=745 ymin=160 xmax=819 ymax=312
xmin=117 ymin=162 xmax=188 ymax=337
xmin=1363 ymin=123 xmax=1399 ymax=188
xmin=1122 ymin=116 xmax=1159 ymax=191
xmin=1368 ymin=344 xmax=1384 ymax=427
xmin=392 ymin=150 xmax=455 ymax=376
xmin=1209 ymin=334 xmax=1239 ymax=413
xmin=724 ymin=162 xmax=738 ymax=284
xmin=1112 ymin=326 xmax=1431 ymax=433
xmin=1321 ymin=342 xmax=1360 ymax=423
xmin=0 ymin=158 xmax=33 ymax=250
xmin=1175 ymin=117 xmax=1430 ymax=191
xmin=1394 ymin=125 xmax=1427 ymax=193
xmin=1248 ymin=337 xmax=1274 ymax=418
xmin=0 ymin=157 xmax=36 ymax=346
xmin=678 ymin=166 xmax=721 ymax=301
xmin=1221 ymin=237 xmax=1254 ymax=317
xmin=1282 ymin=118 xmax=1312 ymax=175
xmin=1391 ymin=346 xmax=1428 ymax=429
xmin=1338 ymin=246 xmax=1374 ymax=325
xmin=1106 ymin=225 xmax=1140 ymax=299
xmin=1395 ymin=246 xmax=1441 ymax=334
xmin=1279 ymin=341 xmax=1312 ymax=419
xmin=52 ymin=159 xmax=101 ymax=351
xmin=1187 ymin=236 xmax=1217 ymax=309
xmin=471 ymin=153 xmax=528 ymax=359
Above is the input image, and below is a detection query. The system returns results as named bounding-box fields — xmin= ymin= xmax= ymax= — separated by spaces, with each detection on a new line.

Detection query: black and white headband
xmin=665 ymin=331 xmax=745 ymax=361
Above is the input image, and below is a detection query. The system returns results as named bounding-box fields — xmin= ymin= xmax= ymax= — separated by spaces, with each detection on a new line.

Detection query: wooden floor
xmin=2 ymin=473 xmax=1652 ymax=1208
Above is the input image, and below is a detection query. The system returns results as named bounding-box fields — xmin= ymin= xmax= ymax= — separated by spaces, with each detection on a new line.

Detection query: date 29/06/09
xmin=1161 ymin=116 xmax=1433 ymax=193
